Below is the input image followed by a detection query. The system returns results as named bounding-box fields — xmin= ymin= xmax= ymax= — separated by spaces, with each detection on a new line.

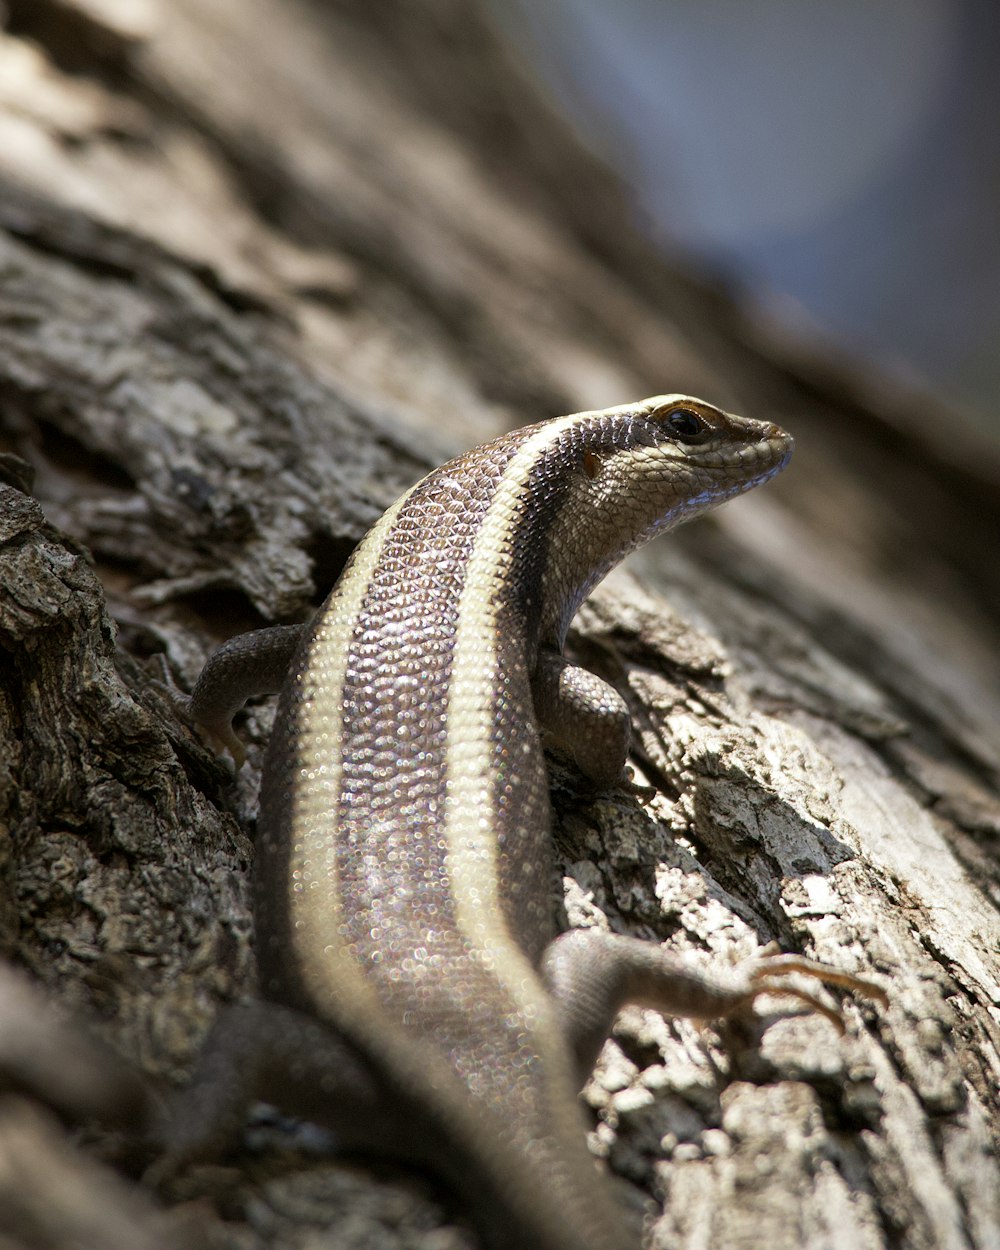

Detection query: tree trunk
xmin=0 ymin=2 xmax=998 ymax=1248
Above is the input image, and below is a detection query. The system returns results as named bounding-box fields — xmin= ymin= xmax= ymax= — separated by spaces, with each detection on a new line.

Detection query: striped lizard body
xmin=164 ymin=396 xmax=884 ymax=1250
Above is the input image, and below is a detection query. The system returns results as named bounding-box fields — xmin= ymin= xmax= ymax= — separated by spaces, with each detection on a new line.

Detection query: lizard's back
xmin=250 ymin=399 xmax=797 ymax=1250
xmin=255 ymin=420 xmax=628 ymax=1250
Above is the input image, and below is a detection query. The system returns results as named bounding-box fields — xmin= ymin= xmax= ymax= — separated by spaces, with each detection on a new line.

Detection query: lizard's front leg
xmin=168 ymin=623 xmax=305 ymax=764
xmin=532 ymin=647 xmax=631 ymax=788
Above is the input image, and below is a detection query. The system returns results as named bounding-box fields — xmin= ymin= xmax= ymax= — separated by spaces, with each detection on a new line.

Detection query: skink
xmin=163 ymin=395 xmax=884 ymax=1250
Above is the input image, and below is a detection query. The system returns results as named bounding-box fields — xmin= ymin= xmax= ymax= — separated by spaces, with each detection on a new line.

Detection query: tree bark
xmin=0 ymin=2 xmax=998 ymax=1248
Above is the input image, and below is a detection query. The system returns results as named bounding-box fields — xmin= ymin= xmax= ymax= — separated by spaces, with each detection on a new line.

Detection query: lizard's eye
xmin=665 ymin=407 xmax=709 ymax=441
xmin=628 ymin=406 xmax=713 ymax=448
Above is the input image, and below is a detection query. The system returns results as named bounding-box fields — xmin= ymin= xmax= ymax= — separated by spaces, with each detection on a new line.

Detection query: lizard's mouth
xmin=747 ymin=426 xmax=795 ymax=475
xmin=688 ymin=426 xmax=794 ymax=479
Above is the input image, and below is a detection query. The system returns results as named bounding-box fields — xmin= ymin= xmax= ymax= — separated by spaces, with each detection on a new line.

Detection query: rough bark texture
xmin=0 ymin=2 xmax=998 ymax=1249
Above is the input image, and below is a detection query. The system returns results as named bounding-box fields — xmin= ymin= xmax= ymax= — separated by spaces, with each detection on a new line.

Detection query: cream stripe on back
xmin=443 ymin=414 xmax=582 ymax=1114
xmin=290 ymin=490 xmax=413 ymax=1027
xmin=277 ymin=415 xmax=628 ymax=1247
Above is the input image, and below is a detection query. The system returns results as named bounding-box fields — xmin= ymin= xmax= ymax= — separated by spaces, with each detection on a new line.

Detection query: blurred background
xmin=492 ymin=0 xmax=1000 ymax=440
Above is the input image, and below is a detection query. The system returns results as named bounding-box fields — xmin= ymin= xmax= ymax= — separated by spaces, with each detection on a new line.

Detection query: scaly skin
xmin=162 ymin=396 xmax=883 ymax=1249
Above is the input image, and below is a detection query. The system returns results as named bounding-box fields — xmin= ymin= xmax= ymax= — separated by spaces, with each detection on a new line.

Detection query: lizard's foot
xmin=149 ymin=654 xmax=246 ymax=768
xmin=737 ymin=942 xmax=889 ymax=1033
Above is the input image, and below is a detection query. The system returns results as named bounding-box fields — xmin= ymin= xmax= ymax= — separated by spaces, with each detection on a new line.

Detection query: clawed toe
xmin=738 ymin=945 xmax=888 ymax=1032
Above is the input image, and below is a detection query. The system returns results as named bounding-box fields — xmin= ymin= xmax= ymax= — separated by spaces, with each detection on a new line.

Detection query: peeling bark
xmin=0 ymin=2 xmax=998 ymax=1249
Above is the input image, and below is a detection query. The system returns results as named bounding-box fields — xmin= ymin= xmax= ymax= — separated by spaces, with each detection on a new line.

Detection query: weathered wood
xmin=0 ymin=2 xmax=997 ymax=1248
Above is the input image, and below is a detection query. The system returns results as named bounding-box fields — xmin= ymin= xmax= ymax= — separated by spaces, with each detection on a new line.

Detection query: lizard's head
xmin=532 ymin=394 xmax=793 ymax=644
xmin=601 ymin=393 xmax=793 ymax=505
xmin=566 ymin=392 xmax=793 ymax=535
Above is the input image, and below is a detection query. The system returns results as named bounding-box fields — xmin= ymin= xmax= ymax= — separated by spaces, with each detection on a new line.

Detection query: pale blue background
xmin=494 ymin=0 xmax=1000 ymax=438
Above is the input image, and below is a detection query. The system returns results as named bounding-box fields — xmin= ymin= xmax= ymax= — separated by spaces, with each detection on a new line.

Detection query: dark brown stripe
xmin=332 ymin=429 xmax=538 ymax=1025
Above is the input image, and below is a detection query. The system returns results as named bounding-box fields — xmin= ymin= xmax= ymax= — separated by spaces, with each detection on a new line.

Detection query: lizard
xmin=159 ymin=394 xmax=885 ymax=1250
